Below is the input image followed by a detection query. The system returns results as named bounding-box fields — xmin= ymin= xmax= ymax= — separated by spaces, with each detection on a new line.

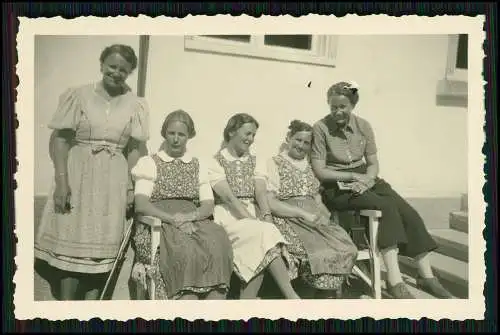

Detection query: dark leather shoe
xmin=387 ymin=282 xmax=415 ymax=299
xmin=416 ymin=276 xmax=454 ymax=299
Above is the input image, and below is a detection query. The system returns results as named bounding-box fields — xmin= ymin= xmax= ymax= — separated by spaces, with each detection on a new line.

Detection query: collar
xmin=219 ymin=147 xmax=251 ymax=162
xmin=93 ymin=81 xmax=131 ymax=99
xmin=279 ymin=151 xmax=309 ymax=170
xmin=324 ymin=113 xmax=357 ymax=134
xmin=156 ymin=150 xmax=193 ymax=163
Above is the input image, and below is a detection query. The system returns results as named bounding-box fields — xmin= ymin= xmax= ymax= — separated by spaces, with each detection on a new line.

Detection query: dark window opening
xmin=264 ymin=35 xmax=313 ymax=50
xmin=203 ymin=35 xmax=251 ymax=43
xmin=456 ymin=34 xmax=468 ymax=70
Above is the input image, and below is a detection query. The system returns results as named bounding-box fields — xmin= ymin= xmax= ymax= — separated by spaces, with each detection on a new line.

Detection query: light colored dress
xmin=35 ymin=83 xmax=150 ymax=274
xmin=266 ymin=152 xmax=358 ymax=291
xmin=131 ymin=150 xmax=234 ymax=300
xmin=207 ymin=148 xmax=292 ymax=283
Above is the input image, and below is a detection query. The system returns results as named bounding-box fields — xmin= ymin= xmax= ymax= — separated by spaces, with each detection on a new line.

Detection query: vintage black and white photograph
xmin=15 ymin=15 xmax=485 ymax=321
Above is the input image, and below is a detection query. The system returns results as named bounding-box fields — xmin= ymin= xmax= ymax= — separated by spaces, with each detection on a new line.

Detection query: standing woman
xmin=35 ymin=44 xmax=150 ymax=300
xmin=130 ymin=110 xmax=234 ymax=300
xmin=208 ymin=113 xmax=300 ymax=299
xmin=266 ymin=120 xmax=358 ymax=299
xmin=310 ymin=81 xmax=454 ymax=299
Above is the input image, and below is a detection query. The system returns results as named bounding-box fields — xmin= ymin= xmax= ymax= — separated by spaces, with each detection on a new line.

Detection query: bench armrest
xmin=359 ymin=209 xmax=382 ymax=218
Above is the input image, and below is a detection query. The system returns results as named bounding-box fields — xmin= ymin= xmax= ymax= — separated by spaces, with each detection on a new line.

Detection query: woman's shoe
xmin=387 ymin=282 xmax=415 ymax=299
xmin=416 ymin=276 xmax=454 ymax=299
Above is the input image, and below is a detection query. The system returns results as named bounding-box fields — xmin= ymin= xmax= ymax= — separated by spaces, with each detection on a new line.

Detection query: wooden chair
xmin=333 ymin=209 xmax=383 ymax=299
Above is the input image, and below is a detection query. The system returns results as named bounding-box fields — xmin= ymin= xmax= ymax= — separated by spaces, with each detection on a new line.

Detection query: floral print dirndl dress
xmin=131 ymin=151 xmax=234 ymax=299
xmin=267 ymin=153 xmax=358 ymax=291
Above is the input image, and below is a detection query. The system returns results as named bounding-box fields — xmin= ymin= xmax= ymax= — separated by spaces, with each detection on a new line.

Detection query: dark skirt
xmin=273 ymin=197 xmax=358 ymax=291
xmin=132 ymin=199 xmax=234 ymax=300
xmin=320 ymin=165 xmax=438 ymax=258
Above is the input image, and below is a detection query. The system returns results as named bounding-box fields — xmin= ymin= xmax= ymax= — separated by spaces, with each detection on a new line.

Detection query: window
xmin=436 ymin=34 xmax=468 ymax=108
xmin=184 ymin=35 xmax=338 ymax=67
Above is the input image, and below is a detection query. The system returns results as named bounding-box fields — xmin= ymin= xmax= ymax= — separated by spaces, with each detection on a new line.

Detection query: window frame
xmin=436 ymin=34 xmax=468 ymax=108
xmin=445 ymin=34 xmax=468 ymax=82
xmin=184 ymin=35 xmax=338 ymax=68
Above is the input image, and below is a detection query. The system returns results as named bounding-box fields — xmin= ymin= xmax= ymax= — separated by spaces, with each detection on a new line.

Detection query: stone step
xmin=460 ymin=193 xmax=468 ymax=212
xmin=408 ymin=197 xmax=462 ymax=230
xmin=398 ymin=252 xmax=468 ymax=299
xmin=430 ymin=228 xmax=468 ymax=262
xmin=449 ymin=211 xmax=468 ymax=233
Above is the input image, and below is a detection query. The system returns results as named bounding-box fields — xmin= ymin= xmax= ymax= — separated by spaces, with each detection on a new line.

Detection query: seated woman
xmin=310 ymin=81 xmax=454 ymax=299
xmin=130 ymin=110 xmax=234 ymax=300
xmin=266 ymin=120 xmax=358 ymax=299
xmin=208 ymin=113 xmax=300 ymax=300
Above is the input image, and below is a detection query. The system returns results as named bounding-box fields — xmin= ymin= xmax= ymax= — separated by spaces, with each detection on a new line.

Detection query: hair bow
xmin=348 ymin=81 xmax=359 ymax=90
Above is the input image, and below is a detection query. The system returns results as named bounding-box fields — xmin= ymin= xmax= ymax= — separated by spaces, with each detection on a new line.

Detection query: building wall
xmin=34 ymin=34 xmax=467 ymax=198
xmin=144 ymin=35 xmax=467 ymax=198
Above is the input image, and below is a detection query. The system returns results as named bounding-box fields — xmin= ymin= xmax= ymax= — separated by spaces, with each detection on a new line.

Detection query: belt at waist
xmin=74 ymin=140 xmax=125 ymax=156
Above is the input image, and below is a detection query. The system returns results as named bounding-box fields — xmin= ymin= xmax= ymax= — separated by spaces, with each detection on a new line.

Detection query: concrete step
xmin=407 ymin=197 xmax=461 ymax=230
xmin=449 ymin=211 xmax=468 ymax=233
xmin=398 ymin=252 xmax=468 ymax=299
xmin=430 ymin=228 xmax=468 ymax=262
xmin=460 ymin=193 xmax=468 ymax=212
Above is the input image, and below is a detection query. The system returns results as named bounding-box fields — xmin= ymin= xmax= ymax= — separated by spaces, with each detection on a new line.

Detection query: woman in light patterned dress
xmin=35 ymin=44 xmax=150 ymax=300
xmin=208 ymin=113 xmax=300 ymax=300
xmin=266 ymin=120 xmax=358 ymax=299
xmin=130 ymin=110 xmax=234 ymax=300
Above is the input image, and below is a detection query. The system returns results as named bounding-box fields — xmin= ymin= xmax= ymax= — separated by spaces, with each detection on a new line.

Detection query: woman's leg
xmin=368 ymin=182 xmax=452 ymax=298
xmin=323 ymin=187 xmax=408 ymax=288
xmin=373 ymin=181 xmax=438 ymax=259
xmin=414 ymin=252 xmax=453 ymax=298
xmin=267 ymin=257 xmax=300 ymax=299
xmin=381 ymin=246 xmax=404 ymax=286
xmin=81 ymin=272 xmax=108 ymax=300
xmin=84 ymin=287 xmax=101 ymax=300
xmin=414 ymin=252 xmax=435 ymax=279
xmin=60 ymin=274 xmax=80 ymax=301
xmin=240 ymin=273 xmax=264 ymax=299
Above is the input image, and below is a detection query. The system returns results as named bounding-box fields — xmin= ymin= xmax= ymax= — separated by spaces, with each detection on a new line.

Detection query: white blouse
xmin=207 ymin=148 xmax=269 ymax=188
xmin=131 ymin=150 xmax=214 ymax=201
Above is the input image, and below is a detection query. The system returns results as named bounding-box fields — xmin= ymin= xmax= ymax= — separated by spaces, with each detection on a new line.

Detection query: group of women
xmin=35 ymin=44 xmax=454 ymax=302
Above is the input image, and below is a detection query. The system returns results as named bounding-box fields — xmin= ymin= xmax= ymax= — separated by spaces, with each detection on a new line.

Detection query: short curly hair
xmin=99 ymin=44 xmax=138 ymax=71
xmin=287 ymin=119 xmax=313 ymax=137
xmin=326 ymin=81 xmax=359 ymax=106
